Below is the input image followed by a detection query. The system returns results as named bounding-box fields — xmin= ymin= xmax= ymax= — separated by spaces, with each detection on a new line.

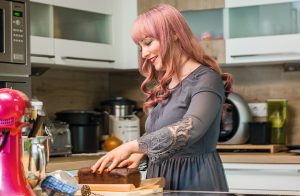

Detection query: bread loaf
xmin=78 ymin=167 xmax=141 ymax=187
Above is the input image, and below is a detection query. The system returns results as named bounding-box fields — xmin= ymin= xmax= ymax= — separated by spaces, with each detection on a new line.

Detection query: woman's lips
xmin=149 ymin=56 xmax=157 ymax=64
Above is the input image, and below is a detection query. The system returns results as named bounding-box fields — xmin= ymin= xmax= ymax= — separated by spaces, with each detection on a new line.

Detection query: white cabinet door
xmin=54 ymin=39 xmax=115 ymax=68
xmin=224 ymin=163 xmax=300 ymax=194
xmin=30 ymin=1 xmax=55 ymax=64
xmin=225 ymin=0 xmax=299 ymax=8
xmin=53 ymin=0 xmax=113 ymax=15
xmin=226 ymin=34 xmax=300 ymax=65
xmin=224 ymin=0 xmax=300 ymax=65
xmin=113 ymin=0 xmax=138 ymax=69
xmin=30 ymin=0 xmax=53 ymax=4
xmin=31 ymin=36 xmax=55 ymax=64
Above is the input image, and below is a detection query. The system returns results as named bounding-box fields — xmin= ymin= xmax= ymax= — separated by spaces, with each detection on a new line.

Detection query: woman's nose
xmin=141 ymin=48 xmax=150 ymax=59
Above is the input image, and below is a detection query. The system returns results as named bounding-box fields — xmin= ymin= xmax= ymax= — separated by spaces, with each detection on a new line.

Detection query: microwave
xmin=0 ymin=0 xmax=30 ymax=76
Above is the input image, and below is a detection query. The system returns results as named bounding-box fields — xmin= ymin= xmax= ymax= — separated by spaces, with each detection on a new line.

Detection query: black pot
xmin=55 ymin=110 xmax=102 ymax=125
xmin=55 ymin=110 xmax=103 ymax=153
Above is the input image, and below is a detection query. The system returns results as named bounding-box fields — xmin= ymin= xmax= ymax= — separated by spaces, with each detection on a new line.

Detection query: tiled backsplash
xmin=32 ymin=65 xmax=300 ymax=144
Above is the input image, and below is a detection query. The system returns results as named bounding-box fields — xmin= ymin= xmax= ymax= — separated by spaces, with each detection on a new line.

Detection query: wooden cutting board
xmin=74 ymin=177 xmax=165 ymax=196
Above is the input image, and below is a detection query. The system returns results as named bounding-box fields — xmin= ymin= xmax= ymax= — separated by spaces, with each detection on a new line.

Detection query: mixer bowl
xmin=22 ymin=136 xmax=49 ymax=188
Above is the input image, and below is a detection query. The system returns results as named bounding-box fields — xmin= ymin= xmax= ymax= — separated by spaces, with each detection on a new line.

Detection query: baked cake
xmin=78 ymin=167 xmax=141 ymax=187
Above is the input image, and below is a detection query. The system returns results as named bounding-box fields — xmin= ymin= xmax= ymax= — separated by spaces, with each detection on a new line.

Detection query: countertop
xmin=47 ymin=152 xmax=300 ymax=173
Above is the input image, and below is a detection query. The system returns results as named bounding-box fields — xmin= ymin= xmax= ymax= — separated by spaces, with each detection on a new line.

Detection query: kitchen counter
xmin=47 ymin=152 xmax=300 ymax=173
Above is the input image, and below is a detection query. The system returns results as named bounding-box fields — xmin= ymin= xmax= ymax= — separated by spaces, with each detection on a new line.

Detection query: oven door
xmin=0 ymin=1 xmax=12 ymax=63
xmin=0 ymin=0 xmax=30 ymax=76
xmin=0 ymin=76 xmax=31 ymax=97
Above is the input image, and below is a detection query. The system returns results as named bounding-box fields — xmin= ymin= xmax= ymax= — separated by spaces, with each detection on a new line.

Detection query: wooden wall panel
xmin=32 ymin=65 xmax=300 ymax=145
xmin=32 ymin=68 xmax=109 ymax=119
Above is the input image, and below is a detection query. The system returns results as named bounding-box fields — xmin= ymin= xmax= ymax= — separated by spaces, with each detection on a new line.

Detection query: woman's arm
xmin=91 ymin=91 xmax=222 ymax=172
xmin=138 ymin=91 xmax=222 ymax=163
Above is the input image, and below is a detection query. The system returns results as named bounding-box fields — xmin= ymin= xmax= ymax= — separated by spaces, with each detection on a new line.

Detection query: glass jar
xmin=267 ymin=99 xmax=288 ymax=145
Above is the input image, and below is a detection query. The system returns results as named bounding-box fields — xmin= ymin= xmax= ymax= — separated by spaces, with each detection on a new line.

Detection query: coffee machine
xmin=109 ymin=114 xmax=140 ymax=143
xmin=101 ymin=97 xmax=141 ymax=143
xmin=0 ymin=88 xmax=35 ymax=195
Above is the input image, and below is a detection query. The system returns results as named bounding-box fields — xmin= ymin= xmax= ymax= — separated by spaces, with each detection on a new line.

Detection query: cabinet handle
xmin=61 ymin=56 xmax=115 ymax=63
xmin=31 ymin=54 xmax=55 ymax=58
xmin=231 ymin=52 xmax=300 ymax=58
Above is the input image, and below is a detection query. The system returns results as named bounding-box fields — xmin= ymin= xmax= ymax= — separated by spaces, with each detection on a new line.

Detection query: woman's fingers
xmin=98 ymin=155 xmax=112 ymax=174
xmin=107 ymin=158 xmax=119 ymax=172
xmin=118 ymin=160 xmax=129 ymax=168
xmin=90 ymin=155 xmax=106 ymax=173
xmin=128 ymin=162 xmax=139 ymax=168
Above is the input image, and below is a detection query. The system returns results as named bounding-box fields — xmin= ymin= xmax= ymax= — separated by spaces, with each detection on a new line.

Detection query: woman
xmin=91 ymin=4 xmax=232 ymax=191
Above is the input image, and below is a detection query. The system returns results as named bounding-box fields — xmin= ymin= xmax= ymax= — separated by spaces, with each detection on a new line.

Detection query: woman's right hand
xmin=117 ymin=153 xmax=145 ymax=168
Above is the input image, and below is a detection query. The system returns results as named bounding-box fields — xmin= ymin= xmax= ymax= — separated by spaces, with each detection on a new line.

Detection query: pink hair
xmin=131 ymin=4 xmax=233 ymax=111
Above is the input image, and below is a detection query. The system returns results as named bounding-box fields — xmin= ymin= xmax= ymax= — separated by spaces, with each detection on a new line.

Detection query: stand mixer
xmin=0 ymin=88 xmax=34 ymax=195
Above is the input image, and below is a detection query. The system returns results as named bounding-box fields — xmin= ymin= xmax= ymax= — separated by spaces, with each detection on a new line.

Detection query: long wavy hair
xmin=131 ymin=4 xmax=233 ymax=111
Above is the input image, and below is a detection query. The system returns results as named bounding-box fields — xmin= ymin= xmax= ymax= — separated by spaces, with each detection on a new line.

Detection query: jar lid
xmin=31 ymin=99 xmax=43 ymax=107
xmin=101 ymin=97 xmax=136 ymax=106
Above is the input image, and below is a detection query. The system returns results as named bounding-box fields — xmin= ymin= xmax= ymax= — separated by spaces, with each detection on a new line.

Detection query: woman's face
xmin=139 ymin=37 xmax=163 ymax=71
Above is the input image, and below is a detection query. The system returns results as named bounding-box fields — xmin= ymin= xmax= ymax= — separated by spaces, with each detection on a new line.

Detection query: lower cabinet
xmin=223 ymin=163 xmax=300 ymax=195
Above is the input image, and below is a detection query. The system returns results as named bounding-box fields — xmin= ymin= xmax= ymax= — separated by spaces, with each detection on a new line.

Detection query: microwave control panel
xmin=11 ymin=1 xmax=26 ymax=64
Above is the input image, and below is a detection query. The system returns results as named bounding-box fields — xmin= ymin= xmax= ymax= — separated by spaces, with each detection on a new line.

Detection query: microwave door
xmin=0 ymin=2 xmax=12 ymax=63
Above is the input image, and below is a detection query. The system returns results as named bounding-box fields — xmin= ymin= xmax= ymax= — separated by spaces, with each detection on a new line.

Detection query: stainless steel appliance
xmin=100 ymin=97 xmax=142 ymax=143
xmin=218 ymin=92 xmax=252 ymax=144
xmin=0 ymin=0 xmax=30 ymax=75
xmin=100 ymin=97 xmax=142 ymax=135
xmin=0 ymin=75 xmax=31 ymax=97
xmin=48 ymin=121 xmax=72 ymax=156
xmin=55 ymin=110 xmax=102 ymax=153
xmin=0 ymin=0 xmax=31 ymax=98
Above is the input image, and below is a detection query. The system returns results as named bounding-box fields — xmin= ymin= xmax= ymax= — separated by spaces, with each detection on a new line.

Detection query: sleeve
xmin=137 ymin=90 xmax=223 ymax=164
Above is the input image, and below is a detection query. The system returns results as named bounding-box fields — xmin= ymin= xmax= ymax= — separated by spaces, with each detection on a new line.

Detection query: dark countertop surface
xmin=156 ymin=190 xmax=290 ymax=196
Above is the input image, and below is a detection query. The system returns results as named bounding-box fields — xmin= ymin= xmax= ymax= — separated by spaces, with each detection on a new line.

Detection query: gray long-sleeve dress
xmin=137 ymin=65 xmax=228 ymax=191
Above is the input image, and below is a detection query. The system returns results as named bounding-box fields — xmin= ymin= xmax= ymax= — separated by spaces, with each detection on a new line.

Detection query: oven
xmin=0 ymin=75 xmax=31 ymax=96
xmin=0 ymin=0 xmax=30 ymax=75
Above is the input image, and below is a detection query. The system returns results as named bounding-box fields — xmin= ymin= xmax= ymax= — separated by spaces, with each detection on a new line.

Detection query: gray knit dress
xmin=137 ymin=65 xmax=229 ymax=191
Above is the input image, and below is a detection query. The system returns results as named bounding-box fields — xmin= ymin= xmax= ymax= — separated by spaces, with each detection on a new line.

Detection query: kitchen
xmin=1 ymin=0 xmax=300 ymax=195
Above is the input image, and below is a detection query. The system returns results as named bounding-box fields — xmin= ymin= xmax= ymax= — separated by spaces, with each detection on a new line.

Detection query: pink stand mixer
xmin=0 ymin=88 xmax=34 ymax=195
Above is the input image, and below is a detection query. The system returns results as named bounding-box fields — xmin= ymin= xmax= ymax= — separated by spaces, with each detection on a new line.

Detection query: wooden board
xmin=217 ymin=144 xmax=288 ymax=153
xmin=75 ymin=177 xmax=165 ymax=196
xmin=75 ymin=187 xmax=163 ymax=196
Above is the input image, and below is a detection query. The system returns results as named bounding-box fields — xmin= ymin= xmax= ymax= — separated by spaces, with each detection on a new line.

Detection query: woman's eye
xmin=145 ymin=40 xmax=152 ymax=46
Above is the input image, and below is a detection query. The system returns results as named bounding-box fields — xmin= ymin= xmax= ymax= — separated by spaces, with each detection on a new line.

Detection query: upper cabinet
xmin=30 ymin=0 xmax=138 ymax=69
xmin=138 ymin=0 xmax=300 ymax=66
xmin=225 ymin=0 xmax=300 ymax=65
xmin=138 ymin=0 xmax=226 ymax=65
xmin=182 ymin=7 xmax=225 ymax=64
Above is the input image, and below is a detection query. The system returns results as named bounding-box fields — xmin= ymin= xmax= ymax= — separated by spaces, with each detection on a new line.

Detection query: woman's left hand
xmin=90 ymin=140 xmax=139 ymax=174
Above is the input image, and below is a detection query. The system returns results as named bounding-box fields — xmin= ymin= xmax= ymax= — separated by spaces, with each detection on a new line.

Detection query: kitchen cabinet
xmin=138 ymin=0 xmax=300 ymax=66
xmin=224 ymin=163 xmax=300 ymax=195
xmin=225 ymin=0 xmax=300 ymax=65
xmin=30 ymin=0 xmax=138 ymax=69
xmin=181 ymin=8 xmax=225 ymax=64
